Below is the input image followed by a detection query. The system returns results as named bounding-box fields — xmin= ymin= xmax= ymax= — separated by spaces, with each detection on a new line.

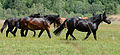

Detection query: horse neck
xmin=89 ymin=17 xmax=103 ymax=26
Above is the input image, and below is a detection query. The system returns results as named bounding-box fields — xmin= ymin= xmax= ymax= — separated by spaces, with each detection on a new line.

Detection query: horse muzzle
xmin=105 ymin=20 xmax=111 ymax=24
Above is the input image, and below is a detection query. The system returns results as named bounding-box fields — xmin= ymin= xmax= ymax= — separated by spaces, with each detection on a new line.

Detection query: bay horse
xmin=0 ymin=13 xmax=41 ymax=37
xmin=17 ymin=15 xmax=60 ymax=38
xmin=54 ymin=17 xmax=66 ymax=28
xmin=54 ymin=12 xmax=111 ymax=40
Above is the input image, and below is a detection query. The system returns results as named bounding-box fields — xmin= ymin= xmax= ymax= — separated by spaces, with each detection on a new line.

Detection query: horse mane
xmin=28 ymin=13 xmax=41 ymax=18
xmin=89 ymin=14 xmax=102 ymax=23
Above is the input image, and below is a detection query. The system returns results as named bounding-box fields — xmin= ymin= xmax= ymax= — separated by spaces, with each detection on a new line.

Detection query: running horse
xmin=16 ymin=15 xmax=60 ymax=38
xmin=54 ymin=12 xmax=111 ymax=40
xmin=0 ymin=13 xmax=41 ymax=37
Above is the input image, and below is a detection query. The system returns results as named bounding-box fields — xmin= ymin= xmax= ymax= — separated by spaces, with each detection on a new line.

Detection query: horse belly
xmin=28 ymin=22 xmax=44 ymax=30
xmin=75 ymin=25 xmax=89 ymax=32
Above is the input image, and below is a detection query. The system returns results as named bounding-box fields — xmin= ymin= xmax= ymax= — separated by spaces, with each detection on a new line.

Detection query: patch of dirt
xmin=108 ymin=15 xmax=120 ymax=21
xmin=99 ymin=27 xmax=120 ymax=30
xmin=0 ymin=20 xmax=5 ymax=24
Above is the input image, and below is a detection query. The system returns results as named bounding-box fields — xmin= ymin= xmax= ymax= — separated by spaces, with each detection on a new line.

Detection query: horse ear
xmin=57 ymin=15 xmax=60 ymax=17
xmin=100 ymin=14 xmax=102 ymax=18
xmin=103 ymin=12 xmax=106 ymax=16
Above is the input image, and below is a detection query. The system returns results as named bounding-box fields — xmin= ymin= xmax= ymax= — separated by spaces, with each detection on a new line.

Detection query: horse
xmin=0 ymin=18 xmax=19 ymax=37
xmin=54 ymin=12 xmax=111 ymax=40
xmin=54 ymin=17 xmax=66 ymax=28
xmin=16 ymin=15 xmax=60 ymax=38
xmin=54 ymin=17 xmax=89 ymax=28
xmin=0 ymin=13 xmax=41 ymax=37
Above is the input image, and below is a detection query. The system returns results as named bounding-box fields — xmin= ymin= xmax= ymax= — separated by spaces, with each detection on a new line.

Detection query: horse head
xmin=91 ymin=12 xmax=111 ymax=24
xmin=44 ymin=15 xmax=60 ymax=24
xmin=102 ymin=12 xmax=111 ymax=24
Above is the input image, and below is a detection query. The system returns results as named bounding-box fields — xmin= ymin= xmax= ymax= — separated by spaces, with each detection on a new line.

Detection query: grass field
xmin=0 ymin=21 xmax=120 ymax=55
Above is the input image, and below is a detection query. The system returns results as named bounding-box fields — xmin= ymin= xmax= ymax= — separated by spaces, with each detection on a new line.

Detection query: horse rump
xmin=0 ymin=20 xmax=8 ymax=33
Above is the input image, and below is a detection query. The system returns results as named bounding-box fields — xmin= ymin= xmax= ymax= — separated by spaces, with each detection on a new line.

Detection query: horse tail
xmin=16 ymin=18 xmax=21 ymax=28
xmin=0 ymin=20 xmax=8 ymax=33
xmin=53 ymin=19 xmax=68 ymax=35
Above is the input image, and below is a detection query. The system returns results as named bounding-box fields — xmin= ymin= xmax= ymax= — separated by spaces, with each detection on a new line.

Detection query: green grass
xmin=0 ymin=22 xmax=120 ymax=55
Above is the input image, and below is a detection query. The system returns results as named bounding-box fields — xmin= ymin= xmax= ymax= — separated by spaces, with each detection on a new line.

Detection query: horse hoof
xmin=82 ymin=39 xmax=86 ymax=40
xmin=73 ymin=38 xmax=76 ymax=40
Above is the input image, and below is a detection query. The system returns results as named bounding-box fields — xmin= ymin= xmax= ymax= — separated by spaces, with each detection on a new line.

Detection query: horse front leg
xmin=38 ymin=30 xmax=44 ymax=37
xmin=24 ymin=29 xmax=28 ymax=37
xmin=83 ymin=32 xmax=91 ymax=40
xmin=6 ymin=28 xmax=10 ymax=37
xmin=21 ymin=29 xmax=25 ymax=37
xmin=93 ymin=31 xmax=97 ymax=40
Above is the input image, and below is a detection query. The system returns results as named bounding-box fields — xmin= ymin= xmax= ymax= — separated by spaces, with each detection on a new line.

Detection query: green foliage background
xmin=0 ymin=0 xmax=119 ymax=19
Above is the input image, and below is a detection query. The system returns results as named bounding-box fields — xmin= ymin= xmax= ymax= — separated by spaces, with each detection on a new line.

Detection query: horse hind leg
xmin=38 ymin=30 xmax=44 ymax=37
xmin=66 ymin=29 xmax=76 ymax=40
xmin=66 ymin=31 xmax=69 ymax=40
xmin=69 ymin=29 xmax=76 ymax=40
xmin=10 ymin=27 xmax=16 ymax=37
xmin=83 ymin=32 xmax=91 ymax=40
xmin=24 ymin=29 xmax=28 ymax=37
xmin=6 ymin=27 xmax=15 ymax=37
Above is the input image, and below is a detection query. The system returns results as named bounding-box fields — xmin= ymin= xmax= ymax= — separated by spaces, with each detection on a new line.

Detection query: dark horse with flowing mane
xmin=16 ymin=15 xmax=60 ymax=38
xmin=54 ymin=12 xmax=111 ymax=40
xmin=0 ymin=13 xmax=41 ymax=37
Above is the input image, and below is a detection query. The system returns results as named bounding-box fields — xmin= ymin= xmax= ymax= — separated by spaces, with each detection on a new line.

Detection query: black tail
xmin=13 ymin=18 xmax=21 ymax=34
xmin=53 ymin=19 xmax=68 ymax=35
xmin=0 ymin=20 xmax=8 ymax=33
xmin=16 ymin=18 xmax=21 ymax=28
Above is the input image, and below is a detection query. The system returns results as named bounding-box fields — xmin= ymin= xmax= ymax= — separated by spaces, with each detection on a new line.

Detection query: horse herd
xmin=0 ymin=12 xmax=111 ymax=40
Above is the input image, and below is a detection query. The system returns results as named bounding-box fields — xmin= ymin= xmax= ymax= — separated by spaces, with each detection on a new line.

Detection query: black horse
xmin=16 ymin=15 xmax=60 ymax=38
xmin=0 ymin=13 xmax=41 ymax=37
xmin=54 ymin=12 xmax=111 ymax=40
xmin=0 ymin=18 xmax=18 ymax=37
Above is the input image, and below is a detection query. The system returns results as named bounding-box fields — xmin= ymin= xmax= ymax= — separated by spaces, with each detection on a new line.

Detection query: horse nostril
xmin=108 ymin=20 xmax=111 ymax=24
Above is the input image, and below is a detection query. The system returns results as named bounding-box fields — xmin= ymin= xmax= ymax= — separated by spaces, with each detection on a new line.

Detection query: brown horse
xmin=16 ymin=15 xmax=60 ymax=38
xmin=0 ymin=13 xmax=41 ymax=37
xmin=54 ymin=17 xmax=66 ymax=28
